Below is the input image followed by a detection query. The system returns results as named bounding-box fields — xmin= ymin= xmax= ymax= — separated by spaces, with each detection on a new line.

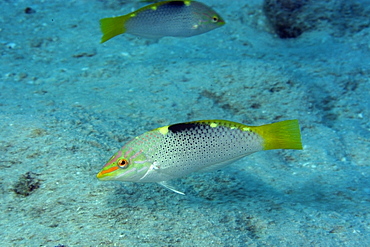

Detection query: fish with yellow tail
xmin=100 ymin=1 xmax=225 ymax=43
xmin=97 ymin=119 xmax=303 ymax=194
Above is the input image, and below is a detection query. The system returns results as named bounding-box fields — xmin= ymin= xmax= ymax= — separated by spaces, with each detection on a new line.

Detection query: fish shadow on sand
xmin=104 ymin=164 xmax=367 ymax=215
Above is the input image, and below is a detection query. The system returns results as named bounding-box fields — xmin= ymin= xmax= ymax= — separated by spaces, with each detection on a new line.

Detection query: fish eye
xmin=212 ymin=16 xmax=219 ymax=22
xmin=117 ymin=159 xmax=129 ymax=169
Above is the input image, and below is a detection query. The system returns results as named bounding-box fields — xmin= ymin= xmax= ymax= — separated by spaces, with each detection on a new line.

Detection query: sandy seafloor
xmin=1 ymin=0 xmax=370 ymax=246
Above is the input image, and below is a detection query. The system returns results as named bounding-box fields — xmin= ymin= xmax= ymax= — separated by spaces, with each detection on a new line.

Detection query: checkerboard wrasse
xmin=99 ymin=1 xmax=225 ymax=43
xmin=97 ymin=120 xmax=302 ymax=194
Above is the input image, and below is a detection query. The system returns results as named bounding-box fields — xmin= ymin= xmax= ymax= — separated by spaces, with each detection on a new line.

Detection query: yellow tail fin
xmin=253 ymin=119 xmax=303 ymax=150
xmin=100 ymin=15 xmax=128 ymax=43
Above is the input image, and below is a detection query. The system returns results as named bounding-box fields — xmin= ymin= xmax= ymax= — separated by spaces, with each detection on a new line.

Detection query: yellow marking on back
xmin=130 ymin=13 xmax=136 ymax=17
xmin=151 ymin=6 xmax=157 ymax=10
xmin=184 ymin=1 xmax=191 ymax=6
xmin=158 ymin=126 xmax=169 ymax=135
xmin=194 ymin=119 xmax=249 ymax=131
xmin=210 ymin=123 xmax=218 ymax=128
xmin=192 ymin=119 xmax=302 ymax=151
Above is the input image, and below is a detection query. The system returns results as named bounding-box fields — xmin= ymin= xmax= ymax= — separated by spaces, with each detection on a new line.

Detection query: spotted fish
xmin=100 ymin=1 xmax=225 ymax=42
xmin=97 ymin=119 xmax=302 ymax=194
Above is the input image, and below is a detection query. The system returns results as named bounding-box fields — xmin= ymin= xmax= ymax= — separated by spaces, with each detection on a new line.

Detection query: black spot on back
xmin=168 ymin=122 xmax=199 ymax=134
xmin=166 ymin=1 xmax=186 ymax=7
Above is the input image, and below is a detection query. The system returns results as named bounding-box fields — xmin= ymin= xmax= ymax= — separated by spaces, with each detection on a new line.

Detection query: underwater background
xmin=1 ymin=0 xmax=369 ymax=246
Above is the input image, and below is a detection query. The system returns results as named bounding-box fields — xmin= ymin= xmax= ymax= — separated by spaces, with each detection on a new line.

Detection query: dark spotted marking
xmin=168 ymin=122 xmax=201 ymax=134
xmin=166 ymin=1 xmax=186 ymax=7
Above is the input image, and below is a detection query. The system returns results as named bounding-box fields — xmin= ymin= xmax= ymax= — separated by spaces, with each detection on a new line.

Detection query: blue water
xmin=1 ymin=0 xmax=369 ymax=246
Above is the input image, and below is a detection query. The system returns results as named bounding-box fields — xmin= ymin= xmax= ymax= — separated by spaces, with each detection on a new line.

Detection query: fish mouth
xmin=96 ymin=163 xmax=121 ymax=180
xmin=96 ymin=171 xmax=104 ymax=180
xmin=96 ymin=170 xmax=111 ymax=180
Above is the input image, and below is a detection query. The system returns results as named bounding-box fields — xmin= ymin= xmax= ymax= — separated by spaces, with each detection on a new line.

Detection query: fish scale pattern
xmin=147 ymin=123 xmax=264 ymax=178
xmin=125 ymin=2 xmax=213 ymax=37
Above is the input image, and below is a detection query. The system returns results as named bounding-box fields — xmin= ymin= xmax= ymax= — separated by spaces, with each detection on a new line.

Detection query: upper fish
xmin=100 ymin=1 xmax=225 ymax=43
